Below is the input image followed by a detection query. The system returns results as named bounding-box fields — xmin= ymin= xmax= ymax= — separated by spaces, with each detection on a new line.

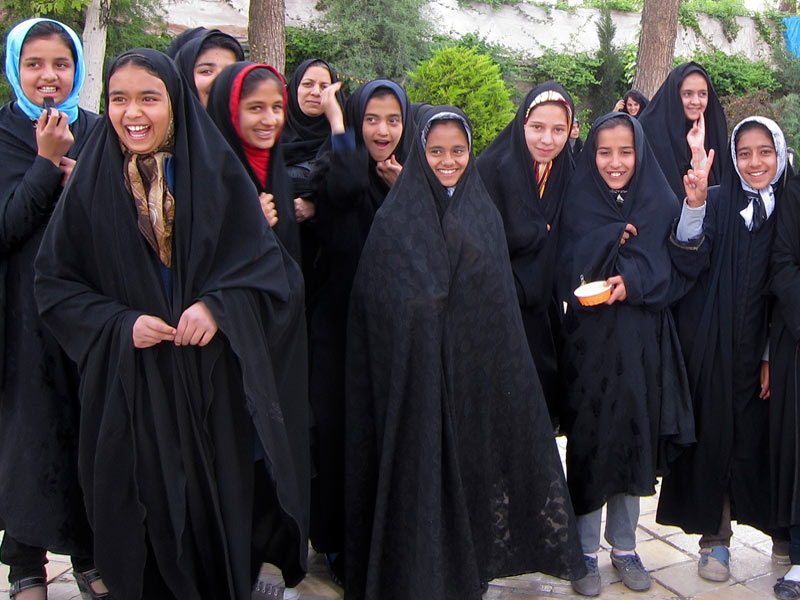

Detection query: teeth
xmin=439 ymin=169 xmax=456 ymax=174
xmin=127 ymin=125 xmax=148 ymax=131
xmin=39 ymin=87 xmax=57 ymax=93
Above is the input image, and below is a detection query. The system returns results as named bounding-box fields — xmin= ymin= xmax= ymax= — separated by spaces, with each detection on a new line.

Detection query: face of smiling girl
xmin=679 ymin=72 xmax=709 ymax=122
xmin=735 ymin=126 xmax=777 ymax=191
xmin=108 ymin=64 xmax=171 ymax=155
xmin=524 ymin=102 xmax=569 ymax=164
xmin=425 ymin=120 xmax=469 ymax=188
xmin=19 ymin=34 xmax=75 ymax=107
xmin=237 ymin=78 xmax=285 ymax=150
xmin=595 ymin=124 xmax=636 ymax=190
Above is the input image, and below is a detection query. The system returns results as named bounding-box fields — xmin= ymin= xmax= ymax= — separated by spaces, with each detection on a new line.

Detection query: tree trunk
xmin=779 ymin=1 xmax=796 ymax=13
xmin=633 ymin=0 xmax=680 ymax=99
xmin=248 ymin=0 xmax=285 ymax=74
xmin=81 ymin=0 xmax=111 ymax=112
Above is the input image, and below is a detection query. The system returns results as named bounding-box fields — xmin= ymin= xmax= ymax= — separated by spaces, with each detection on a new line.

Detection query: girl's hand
xmin=683 ymin=147 xmax=715 ymax=208
xmin=686 ymin=111 xmax=707 ymax=165
xmin=36 ymin=108 xmax=73 ymax=166
xmin=259 ymin=192 xmax=279 ymax=227
xmin=59 ymin=156 xmax=76 ymax=187
xmin=294 ymin=197 xmax=316 ymax=222
xmin=376 ymin=155 xmax=402 ymax=187
xmin=619 ymin=223 xmax=638 ymax=246
xmin=175 ymin=301 xmax=218 ymax=346
xmin=605 ymin=275 xmax=627 ymax=305
xmin=133 ymin=315 xmax=176 ymax=348
xmin=613 ymin=99 xmax=625 ymax=112
xmin=760 ymin=361 xmax=770 ymax=399
xmin=321 ymin=81 xmax=345 ymax=134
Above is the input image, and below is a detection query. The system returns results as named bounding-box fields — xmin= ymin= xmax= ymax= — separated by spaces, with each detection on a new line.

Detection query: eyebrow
xmin=23 ymin=55 xmax=72 ymax=61
xmin=365 ymin=112 xmax=402 ymax=118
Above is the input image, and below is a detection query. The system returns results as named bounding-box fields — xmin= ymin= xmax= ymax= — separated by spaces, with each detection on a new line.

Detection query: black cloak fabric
xmin=770 ymin=174 xmax=800 ymax=528
xmin=305 ymin=79 xmax=411 ymax=554
xmin=206 ymin=62 xmax=301 ymax=263
xmin=0 ymin=101 xmax=98 ymax=554
xmin=165 ymin=26 xmax=207 ymax=59
xmin=173 ymin=30 xmax=245 ymax=98
xmin=477 ymin=81 xmax=574 ymax=424
xmin=659 ymin=124 xmax=790 ymax=536
xmin=638 ymin=62 xmax=727 ymax=202
xmin=346 ymin=105 xmax=585 ymax=600
xmin=282 ymin=58 xmax=346 ymax=307
xmin=556 ymin=112 xmax=696 ymax=516
xmin=34 ymin=49 xmax=309 ymax=599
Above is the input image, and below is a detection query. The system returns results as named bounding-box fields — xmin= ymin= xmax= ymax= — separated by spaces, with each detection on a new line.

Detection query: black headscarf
xmin=638 ymin=62 xmax=727 ymax=201
xmin=34 ymin=49 xmax=308 ymax=598
xmin=173 ymin=30 xmax=245 ymax=99
xmin=282 ymin=58 xmax=345 ymax=166
xmin=346 ymin=105 xmax=584 ymax=599
xmin=622 ymin=89 xmax=649 ymax=117
xmin=206 ymin=61 xmax=301 ymax=263
xmin=165 ymin=26 xmax=207 ymax=59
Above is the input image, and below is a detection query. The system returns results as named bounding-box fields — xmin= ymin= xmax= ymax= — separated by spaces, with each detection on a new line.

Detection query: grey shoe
xmin=611 ymin=551 xmax=651 ymax=592
xmin=572 ymin=554 xmax=601 ymax=597
xmin=698 ymin=545 xmax=730 ymax=582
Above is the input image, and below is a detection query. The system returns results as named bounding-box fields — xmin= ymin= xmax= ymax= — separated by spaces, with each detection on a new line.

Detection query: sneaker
xmin=775 ymin=577 xmax=800 ymax=599
xmin=283 ymin=589 xmax=300 ymax=600
xmin=610 ymin=551 xmax=651 ymax=592
xmin=571 ymin=554 xmax=601 ymax=597
xmin=698 ymin=546 xmax=730 ymax=582
xmin=252 ymin=580 xmax=284 ymax=600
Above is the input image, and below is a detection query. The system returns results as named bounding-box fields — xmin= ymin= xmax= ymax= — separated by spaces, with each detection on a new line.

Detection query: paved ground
xmin=0 ymin=439 xmax=786 ymax=599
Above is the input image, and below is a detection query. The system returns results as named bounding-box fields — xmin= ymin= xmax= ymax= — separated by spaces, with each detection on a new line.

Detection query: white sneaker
xmin=284 ymin=589 xmax=300 ymax=600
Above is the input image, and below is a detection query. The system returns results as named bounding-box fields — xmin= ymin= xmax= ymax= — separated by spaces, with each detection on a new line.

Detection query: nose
xmin=261 ymin=108 xmax=281 ymax=126
xmin=41 ymin=63 xmax=57 ymax=81
xmin=376 ymin=119 xmax=389 ymax=136
xmin=124 ymin=100 xmax=142 ymax=118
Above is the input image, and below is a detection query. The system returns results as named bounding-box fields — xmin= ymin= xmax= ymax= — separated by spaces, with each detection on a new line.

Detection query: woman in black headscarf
xmin=305 ymin=79 xmax=410 ymax=582
xmin=346 ymin=104 xmax=585 ymax=600
xmin=658 ymin=116 xmax=791 ymax=582
xmin=34 ymin=48 xmax=309 ymax=599
xmin=477 ymin=81 xmax=574 ymax=427
xmin=206 ymin=62 xmax=301 ymax=263
xmin=173 ymin=29 xmax=244 ymax=107
xmin=638 ymin=62 xmax=727 ymax=202
xmin=613 ymin=89 xmax=649 ymax=118
xmin=0 ymin=17 xmax=105 ymax=599
xmin=556 ymin=112 xmax=696 ymax=596
xmin=282 ymin=58 xmax=346 ymax=301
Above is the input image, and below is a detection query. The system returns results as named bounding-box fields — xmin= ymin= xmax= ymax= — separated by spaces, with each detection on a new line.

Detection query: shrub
xmin=407 ymin=46 xmax=515 ymax=154
xmin=523 ymin=49 xmax=600 ymax=108
xmin=690 ymin=50 xmax=777 ymax=96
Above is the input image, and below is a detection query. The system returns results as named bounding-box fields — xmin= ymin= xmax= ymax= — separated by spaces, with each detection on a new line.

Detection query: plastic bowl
xmin=574 ymin=280 xmax=612 ymax=306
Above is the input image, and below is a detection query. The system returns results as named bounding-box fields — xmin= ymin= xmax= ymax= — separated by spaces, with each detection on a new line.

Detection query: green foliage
xmin=407 ymin=46 xmax=514 ymax=154
xmin=772 ymin=43 xmax=800 ymax=96
xmin=523 ymin=49 xmax=600 ymax=107
xmin=773 ymin=93 xmax=800 ymax=153
xmin=285 ymin=25 xmax=338 ymax=77
xmin=318 ymin=0 xmax=432 ymax=84
xmin=692 ymin=49 xmax=777 ymax=96
xmin=591 ymin=5 xmax=626 ymax=120
xmin=622 ymin=42 xmax=637 ymax=84
xmin=585 ymin=0 xmax=642 ymax=11
xmin=680 ymin=0 xmax=749 ymax=42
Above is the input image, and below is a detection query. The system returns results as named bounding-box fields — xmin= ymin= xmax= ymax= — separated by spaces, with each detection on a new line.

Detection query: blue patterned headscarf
xmin=4 ymin=18 xmax=85 ymax=124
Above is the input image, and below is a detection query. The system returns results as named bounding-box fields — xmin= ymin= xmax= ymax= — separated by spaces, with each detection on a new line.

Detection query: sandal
xmin=775 ymin=577 xmax=800 ymax=600
xmin=73 ymin=569 xmax=110 ymax=600
xmin=9 ymin=576 xmax=46 ymax=599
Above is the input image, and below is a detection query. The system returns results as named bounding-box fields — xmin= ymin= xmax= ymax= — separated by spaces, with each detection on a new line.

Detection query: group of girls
xmin=5 ymin=15 xmax=800 ymax=600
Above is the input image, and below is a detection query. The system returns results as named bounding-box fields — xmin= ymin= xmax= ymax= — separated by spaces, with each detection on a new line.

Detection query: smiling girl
xmin=346 ymin=105 xmax=584 ymax=600
xmin=34 ymin=48 xmax=309 ymax=599
xmin=0 ymin=18 xmax=107 ymax=600
xmin=477 ymin=82 xmax=575 ymax=429
xmin=557 ymin=112 xmax=698 ymax=597
xmin=206 ymin=62 xmax=300 ymax=262
xmin=658 ymin=116 xmax=792 ymax=584
xmin=173 ymin=30 xmax=244 ymax=107
xmin=639 ymin=62 xmax=727 ymax=202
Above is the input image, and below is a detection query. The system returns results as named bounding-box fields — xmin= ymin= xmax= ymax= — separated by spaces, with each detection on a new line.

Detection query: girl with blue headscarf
xmin=0 ymin=18 xmax=106 ymax=600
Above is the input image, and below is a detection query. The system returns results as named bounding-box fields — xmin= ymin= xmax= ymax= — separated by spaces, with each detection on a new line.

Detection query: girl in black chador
xmin=658 ymin=116 xmax=792 ymax=583
xmin=477 ymin=81 xmax=575 ymax=428
xmin=613 ymin=89 xmax=648 ymax=118
xmin=638 ymin=62 xmax=727 ymax=202
xmin=306 ymin=79 xmax=410 ymax=584
xmin=173 ymin=29 xmax=243 ymax=107
xmin=206 ymin=62 xmax=301 ymax=263
xmin=0 ymin=18 xmax=108 ymax=600
xmin=557 ymin=112 xmax=699 ymax=597
xmin=34 ymin=48 xmax=309 ymax=599
xmin=346 ymin=104 xmax=585 ymax=600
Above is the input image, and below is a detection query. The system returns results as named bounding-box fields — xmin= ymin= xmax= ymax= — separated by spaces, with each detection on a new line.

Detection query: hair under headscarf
xmin=4 ymin=18 xmax=85 ymax=124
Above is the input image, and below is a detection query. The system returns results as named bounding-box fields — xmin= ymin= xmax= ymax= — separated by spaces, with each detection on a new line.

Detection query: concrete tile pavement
xmin=0 ymin=437 xmax=787 ymax=599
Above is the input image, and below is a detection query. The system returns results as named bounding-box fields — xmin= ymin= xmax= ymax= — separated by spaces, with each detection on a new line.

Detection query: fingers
xmin=132 ymin=315 xmax=176 ymax=348
xmin=705 ymin=148 xmax=715 ymax=174
xmin=625 ymin=223 xmax=638 ymax=236
xmin=175 ymin=302 xmax=218 ymax=346
xmin=260 ymin=193 xmax=278 ymax=226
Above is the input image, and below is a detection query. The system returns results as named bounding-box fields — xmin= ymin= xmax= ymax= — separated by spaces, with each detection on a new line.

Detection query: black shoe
xmin=326 ymin=552 xmax=345 ymax=588
xmin=9 ymin=576 xmax=46 ymax=599
xmin=74 ymin=569 xmax=110 ymax=600
xmin=775 ymin=577 xmax=800 ymax=600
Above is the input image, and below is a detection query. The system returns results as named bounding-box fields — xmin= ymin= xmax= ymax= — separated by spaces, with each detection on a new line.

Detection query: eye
xmin=389 ymin=117 xmax=400 ymax=125
xmin=320 ymin=83 xmax=330 ymax=90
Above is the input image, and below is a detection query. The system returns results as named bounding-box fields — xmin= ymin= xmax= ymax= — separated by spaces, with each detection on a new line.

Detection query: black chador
xmin=658 ymin=117 xmax=790 ymax=537
xmin=346 ymin=106 xmax=585 ymax=600
xmin=477 ymin=81 xmax=574 ymax=424
xmin=638 ymin=62 xmax=727 ymax=202
xmin=556 ymin=112 xmax=695 ymax=516
xmin=34 ymin=49 xmax=309 ymax=599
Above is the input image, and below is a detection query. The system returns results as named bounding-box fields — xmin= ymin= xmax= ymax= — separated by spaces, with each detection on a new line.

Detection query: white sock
xmin=784 ymin=565 xmax=800 ymax=581
xmin=612 ymin=548 xmax=636 ymax=556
